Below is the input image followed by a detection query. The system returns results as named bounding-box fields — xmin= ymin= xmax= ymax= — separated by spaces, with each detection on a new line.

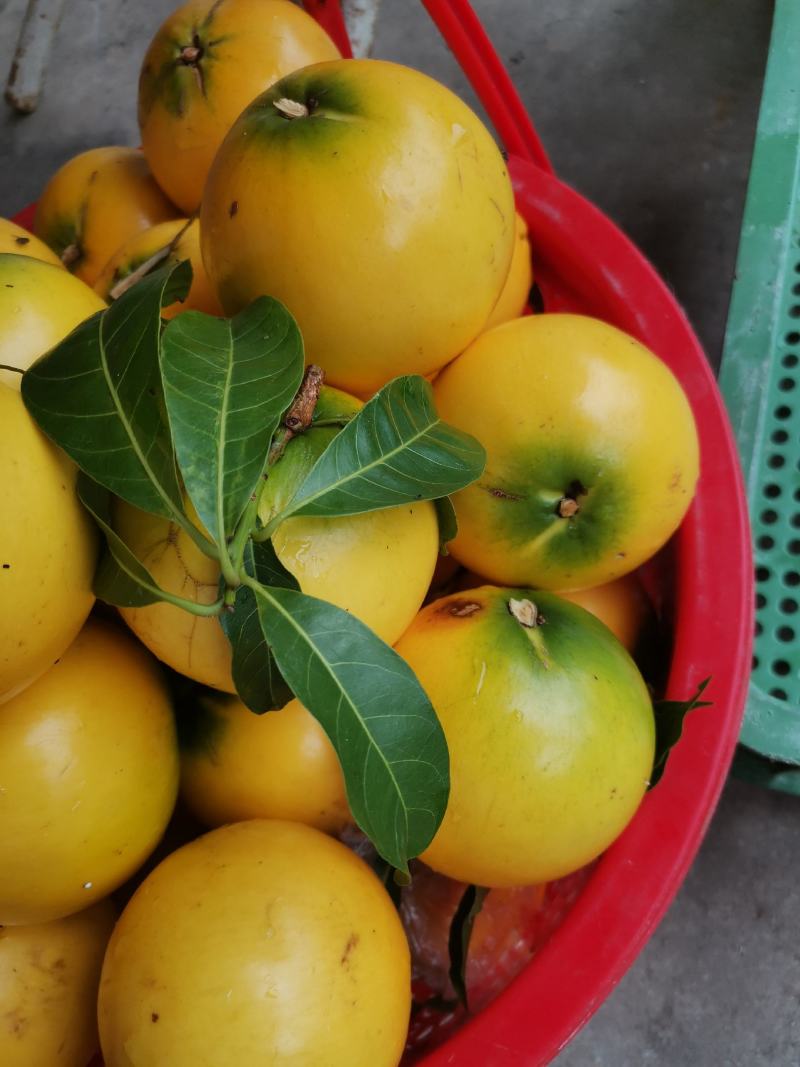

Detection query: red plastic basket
xmin=301 ymin=2 xmax=752 ymax=1064
xmin=13 ymin=2 xmax=751 ymax=1064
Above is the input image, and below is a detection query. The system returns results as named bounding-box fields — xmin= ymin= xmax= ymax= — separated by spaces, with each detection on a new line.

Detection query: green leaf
xmin=160 ymin=298 xmax=304 ymax=546
xmin=248 ymin=582 xmax=450 ymax=871
xmin=274 ymin=376 xmax=486 ymax=522
xmin=22 ymin=262 xmax=191 ymax=522
xmin=220 ymin=540 xmax=297 ymax=713
xmin=448 ymin=884 xmax=489 ymax=1011
xmin=650 ymin=677 xmax=712 ymax=788
xmin=434 ymin=496 xmax=458 ymax=555
xmin=77 ymin=473 xmax=163 ymax=607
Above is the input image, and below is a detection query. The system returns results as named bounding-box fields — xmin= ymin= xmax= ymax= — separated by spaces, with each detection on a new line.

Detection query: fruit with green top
xmin=395 ymin=586 xmax=655 ymax=886
xmin=201 ymin=58 xmax=516 ymax=395
xmin=434 ymin=314 xmax=700 ymax=591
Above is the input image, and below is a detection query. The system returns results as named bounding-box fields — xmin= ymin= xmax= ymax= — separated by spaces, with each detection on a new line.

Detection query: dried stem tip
xmin=273 ymin=96 xmax=309 ymax=119
xmin=558 ymin=497 xmax=580 ymax=518
xmin=284 ymin=365 xmax=324 ymax=433
xmin=179 ymin=44 xmax=202 ymax=64
xmin=61 ymin=242 xmax=81 ymax=268
xmin=508 ymin=598 xmax=541 ymax=628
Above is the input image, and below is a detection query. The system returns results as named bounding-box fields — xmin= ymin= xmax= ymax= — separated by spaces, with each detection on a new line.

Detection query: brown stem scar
xmin=61 ymin=242 xmax=81 ymax=267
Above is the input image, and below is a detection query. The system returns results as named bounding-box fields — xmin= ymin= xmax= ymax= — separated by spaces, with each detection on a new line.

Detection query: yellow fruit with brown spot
xmin=93 ymin=218 xmax=222 ymax=317
xmin=114 ymin=387 xmax=439 ymax=690
xmin=0 ymin=900 xmax=116 ymax=1066
xmin=201 ymin=58 xmax=516 ymax=395
xmin=0 ymin=619 xmax=179 ymax=924
xmin=484 ymin=211 xmax=533 ymax=329
xmin=34 ymin=146 xmax=177 ymax=285
xmin=0 ymin=384 xmax=96 ymax=701
xmin=98 ymin=821 xmax=411 ymax=1067
xmin=139 ymin=0 xmax=341 ymax=213
xmin=396 ymin=587 xmax=655 ymax=887
xmin=0 ymin=253 xmax=105 ymax=389
xmin=0 ymin=217 xmax=63 ymax=266
xmin=180 ymin=692 xmax=350 ymax=833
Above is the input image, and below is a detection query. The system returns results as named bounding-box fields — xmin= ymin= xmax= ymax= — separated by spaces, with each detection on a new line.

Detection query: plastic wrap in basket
xmin=299 ymin=1 xmax=752 ymax=1064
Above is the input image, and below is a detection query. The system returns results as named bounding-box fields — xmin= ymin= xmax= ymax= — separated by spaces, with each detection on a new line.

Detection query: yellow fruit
xmin=139 ymin=0 xmax=341 ymax=213
xmin=0 ymin=253 xmax=105 ymax=389
xmin=114 ymin=387 xmax=439 ymax=690
xmin=434 ymin=314 xmax=700 ymax=590
xmin=93 ymin=218 xmax=223 ymax=317
xmin=201 ymin=58 xmax=516 ymax=395
xmin=559 ymin=574 xmax=653 ymax=654
xmin=0 ymin=619 xmax=179 ymax=924
xmin=180 ymin=693 xmax=350 ymax=833
xmin=0 ymin=900 xmax=116 ymax=1066
xmin=34 ymin=146 xmax=177 ymax=285
xmin=0 ymin=216 xmax=63 ymax=266
xmin=484 ymin=211 xmax=533 ymax=329
xmin=98 ymin=820 xmax=411 ymax=1067
xmin=0 ymin=384 xmax=96 ymax=701
xmin=395 ymin=587 xmax=655 ymax=886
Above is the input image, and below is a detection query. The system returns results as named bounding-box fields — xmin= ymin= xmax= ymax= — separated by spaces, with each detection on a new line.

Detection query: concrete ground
xmin=0 ymin=1 xmax=792 ymax=1063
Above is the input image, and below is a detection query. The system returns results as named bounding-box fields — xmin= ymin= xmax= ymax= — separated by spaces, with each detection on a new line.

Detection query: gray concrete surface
xmin=1 ymin=1 xmax=793 ymax=1063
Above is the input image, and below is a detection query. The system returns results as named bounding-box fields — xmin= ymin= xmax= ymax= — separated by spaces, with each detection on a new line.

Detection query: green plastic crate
xmin=719 ymin=0 xmax=800 ymax=778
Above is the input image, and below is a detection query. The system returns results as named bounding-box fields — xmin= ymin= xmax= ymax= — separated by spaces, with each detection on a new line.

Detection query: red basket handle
xmin=302 ymin=0 xmax=552 ymax=172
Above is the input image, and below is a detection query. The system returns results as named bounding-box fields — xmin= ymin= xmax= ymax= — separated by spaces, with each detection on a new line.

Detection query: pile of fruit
xmin=0 ymin=2 xmax=704 ymax=1064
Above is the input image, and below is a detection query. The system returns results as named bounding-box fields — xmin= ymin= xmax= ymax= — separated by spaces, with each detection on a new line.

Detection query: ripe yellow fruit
xmin=0 ymin=619 xmax=179 ymax=924
xmin=139 ymin=0 xmax=341 ymax=213
xmin=180 ymin=692 xmax=350 ymax=833
xmin=98 ymin=820 xmax=411 ymax=1067
xmin=0 ymin=217 xmax=63 ymax=266
xmin=0 ymin=253 xmax=105 ymax=389
xmin=396 ymin=587 xmax=655 ymax=886
xmin=201 ymin=58 xmax=516 ymax=395
xmin=484 ymin=211 xmax=533 ymax=329
xmin=434 ymin=314 xmax=700 ymax=590
xmin=0 ymin=384 xmax=96 ymax=701
xmin=114 ymin=387 xmax=439 ymax=691
xmin=0 ymin=900 xmax=116 ymax=1066
xmin=559 ymin=574 xmax=654 ymax=654
xmin=93 ymin=218 xmax=223 ymax=317
xmin=34 ymin=146 xmax=177 ymax=285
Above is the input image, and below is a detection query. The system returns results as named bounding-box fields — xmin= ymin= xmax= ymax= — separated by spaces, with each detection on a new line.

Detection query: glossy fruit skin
xmin=0 ymin=216 xmax=63 ymax=266
xmin=484 ymin=211 xmax=533 ymax=329
xmin=180 ymin=692 xmax=350 ymax=833
xmin=0 ymin=899 xmax=116 ymax=1066
xmin=114 ymin=387 xmax=439 ymax=691
xmin=0 ymin=385 xmax=96 ymax=701
xmin=34 ymin=146 xmax=177 ymax=285
xmin=0 ymin=619 xmax=179 ymax=924
xmin=93 ymin=218 xmax=222 ymax=317
xmin=395 ymin=586 xmax=655 ymax=887
xmin=434 ymin=314 xmax=700 ymax=590
xmin=559 ymin=573 xmax=653 ymax=654
xmin=98 ymin=820 xmax=411 ymax=1067
xmin=0 ymin=253 xmax=105 ymax=389
xmin=201 ymin=58 xmax=516 ymax=395
xmin=139 ymin=0 xmax=340 ymax=214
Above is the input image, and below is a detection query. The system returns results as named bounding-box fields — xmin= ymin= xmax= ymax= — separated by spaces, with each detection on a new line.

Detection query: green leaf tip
xmin=650 ymin=677 xmax=712 ymax=789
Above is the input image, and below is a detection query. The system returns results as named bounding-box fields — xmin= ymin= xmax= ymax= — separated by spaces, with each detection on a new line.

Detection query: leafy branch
xmin=20 ymin=261 xmax=486 ymax=871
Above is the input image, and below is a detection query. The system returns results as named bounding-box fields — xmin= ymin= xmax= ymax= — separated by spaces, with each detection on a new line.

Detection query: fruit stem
xmin=179 ymin=41 xmax=202 ymax=65
xmin=273 ymin=96 xmax=309 ymax=120
xmin=0 ymin=363 xmax=23 ymax=376
xmin=557 ymin=497 xmax=579 ymax=518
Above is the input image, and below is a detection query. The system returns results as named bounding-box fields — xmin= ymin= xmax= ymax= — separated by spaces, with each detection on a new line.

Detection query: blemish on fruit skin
xmin=340 ymin=932 xmax=359 ymax=966
xmin=228 ymin=200 xmax=238 ymax=218
xmin=475 ymin=661 xmax=487 ymax=695
xmin=444 ymin=599 xmax=482 ymax=618
xmin=484 ymin=484 xmax=523 ymax=501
